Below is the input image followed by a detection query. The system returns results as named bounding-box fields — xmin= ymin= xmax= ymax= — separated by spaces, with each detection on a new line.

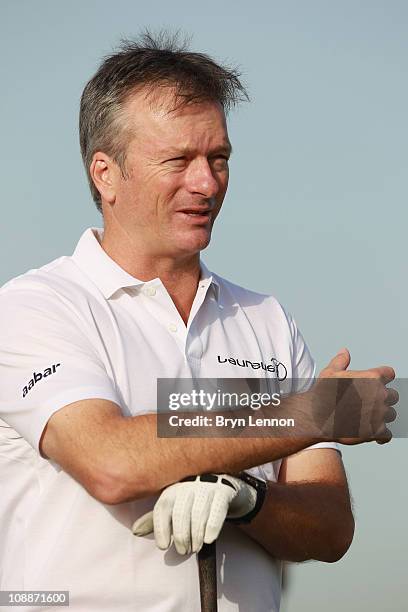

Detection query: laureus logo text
xmin=217 ymin=355 xmax=287 ymax=380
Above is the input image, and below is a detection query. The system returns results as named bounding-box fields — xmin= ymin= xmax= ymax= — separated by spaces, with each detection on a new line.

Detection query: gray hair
xmin=79 ymin=30 xmax=248 ymax=212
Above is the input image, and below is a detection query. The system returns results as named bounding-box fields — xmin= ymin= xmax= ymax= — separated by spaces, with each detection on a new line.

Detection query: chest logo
xmin=217 ymin=355 xmax=287 ymax=380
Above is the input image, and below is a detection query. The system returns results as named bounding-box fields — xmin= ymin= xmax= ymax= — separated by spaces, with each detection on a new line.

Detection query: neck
xmin=99 ymin=223 xmax=202 ymax=326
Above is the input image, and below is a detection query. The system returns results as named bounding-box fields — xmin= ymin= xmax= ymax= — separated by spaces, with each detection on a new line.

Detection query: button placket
xmin=185 ymin=279 xmax=212 ymax=335
xmin=139 ymin=280 xmax=196 ymax=347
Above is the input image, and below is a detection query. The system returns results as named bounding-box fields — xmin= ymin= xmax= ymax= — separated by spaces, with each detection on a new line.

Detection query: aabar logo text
xmin=22 ymin=364 xmax=61 ymax=398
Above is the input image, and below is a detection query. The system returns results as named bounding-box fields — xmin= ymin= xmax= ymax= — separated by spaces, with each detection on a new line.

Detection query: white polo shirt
xmin=0 ymin=228 xmax=338 ymax=612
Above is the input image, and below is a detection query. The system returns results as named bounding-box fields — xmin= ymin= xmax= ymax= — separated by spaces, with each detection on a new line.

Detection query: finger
xmin=132 ymin=511 xmax=154 ymax=536
xmin=154 ymin=493 xmax=175 ymax=550
xmin=203 ymin=489 xmax=230 ymax=545
xmin=323 ymin=348 xmax=351 ymax=373
xmin=172 ymin=489 xmax=195 ymax=555
xmin=369 ymin=366 xmax=395 ymax=385
xmin=384 ymin=406 xmax=397 ymax=424
xmin=191 ymin=487 xmax=214 ymax=553
xmin=385 ymin=387 xmax=399 ymax=406
xmin=375 ymin=426 xmax=393 ymax=445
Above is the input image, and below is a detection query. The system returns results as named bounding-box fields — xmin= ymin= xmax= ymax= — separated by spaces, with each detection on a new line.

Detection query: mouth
xmin=177 ymin=209 xmax=212 ymax=222
xmin=178 ymin=208 xmax=211 ymax=215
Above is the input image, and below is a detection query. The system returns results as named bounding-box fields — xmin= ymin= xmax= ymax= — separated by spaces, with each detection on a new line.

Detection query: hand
xmin=311 ymin=348 xmax=397 ymax=445
xmin=132 ymin=474 xmax=257 ymax=555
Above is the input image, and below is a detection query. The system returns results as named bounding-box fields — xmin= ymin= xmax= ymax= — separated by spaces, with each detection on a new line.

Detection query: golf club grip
xmin=197 ymin=541 xmax=218 ymax=612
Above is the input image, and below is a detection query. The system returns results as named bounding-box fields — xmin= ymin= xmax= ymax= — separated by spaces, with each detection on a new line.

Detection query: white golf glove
xmin=132 ymin=473 xmax=258 ymax=555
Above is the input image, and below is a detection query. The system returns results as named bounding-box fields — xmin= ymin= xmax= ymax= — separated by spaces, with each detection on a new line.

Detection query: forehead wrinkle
xmin=123 ymin=88 xmax=231 ymax=159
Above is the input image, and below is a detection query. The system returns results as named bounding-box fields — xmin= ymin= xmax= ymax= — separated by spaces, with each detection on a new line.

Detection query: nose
xmin=184 ymin=157 xmax=220 ymax=199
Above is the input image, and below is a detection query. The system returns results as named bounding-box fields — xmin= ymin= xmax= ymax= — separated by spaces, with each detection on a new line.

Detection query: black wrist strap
xmin=226 ymin=472 xmax=268 ymax=525
xmin=180 ymin=474 xmax=236 ymax=490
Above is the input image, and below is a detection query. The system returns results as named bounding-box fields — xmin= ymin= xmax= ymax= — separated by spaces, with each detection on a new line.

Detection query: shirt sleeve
xmin=286 ymin=309 xmax=341 ymax=455
xmin=247 ymin=307 xmax=341 ymax=485
xmin=0 ymin=286 xmax=121 ymax=453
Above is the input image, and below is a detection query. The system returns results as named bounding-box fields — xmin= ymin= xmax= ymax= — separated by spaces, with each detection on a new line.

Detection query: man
xmin=0 ymin=32 xmax=396 ymax=611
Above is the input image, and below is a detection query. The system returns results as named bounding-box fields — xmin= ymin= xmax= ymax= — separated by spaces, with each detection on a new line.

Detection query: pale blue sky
xmin=2 ymin=1 xmax=407 ymax=610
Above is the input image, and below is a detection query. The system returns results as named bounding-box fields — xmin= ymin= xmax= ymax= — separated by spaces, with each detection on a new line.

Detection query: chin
xmin=175 ymin=229 xmax=212 ymax=253
xmin=175 ymin=237 xmax=211 ymax=256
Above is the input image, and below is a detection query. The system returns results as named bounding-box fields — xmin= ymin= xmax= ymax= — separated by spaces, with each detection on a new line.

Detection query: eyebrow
xmin=160 ymin=143 xmax=233 ymax=158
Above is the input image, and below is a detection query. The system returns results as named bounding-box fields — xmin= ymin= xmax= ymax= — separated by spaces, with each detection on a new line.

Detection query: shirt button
xmin=144 ymin=287 xmax=156 ymax=296
xmin=168 ymin=323 xmax=178 ymax=333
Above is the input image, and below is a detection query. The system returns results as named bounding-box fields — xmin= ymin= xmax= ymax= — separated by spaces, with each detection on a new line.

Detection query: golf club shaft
xmin=198 ymin=541 xmax=218 ymax=612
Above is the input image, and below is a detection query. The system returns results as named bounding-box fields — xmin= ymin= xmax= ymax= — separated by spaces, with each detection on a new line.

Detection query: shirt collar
xmin=72 ymin=228 xmax=144 ymax=298
xmin=72 ymin=227 xmax=220 ymax=301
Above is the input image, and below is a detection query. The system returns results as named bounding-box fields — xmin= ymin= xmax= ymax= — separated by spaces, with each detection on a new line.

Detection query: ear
xmin=89 ymin=152 xmax=118 ymax=205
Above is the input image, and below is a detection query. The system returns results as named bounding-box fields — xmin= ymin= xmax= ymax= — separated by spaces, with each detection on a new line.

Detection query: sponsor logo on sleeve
xmin=22 ymin=363 xmax=61 ymax=398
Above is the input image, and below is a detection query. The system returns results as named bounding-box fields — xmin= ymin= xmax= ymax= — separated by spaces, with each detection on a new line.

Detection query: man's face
xmin=108 ymin=88 xmax=231 ymax=259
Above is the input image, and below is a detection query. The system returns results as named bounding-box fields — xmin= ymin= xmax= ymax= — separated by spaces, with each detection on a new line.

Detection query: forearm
xmin=239 ymin=481 xmax=354 ymax=563
xmin=98 ymin=395 xmax=321 ymax=502
xmin=102 ymin=416 xmax=318 ymax=502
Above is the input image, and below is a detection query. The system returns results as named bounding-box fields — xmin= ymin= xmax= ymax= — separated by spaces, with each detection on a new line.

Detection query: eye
xmin=210 ymin=156 xmax=229 ymax=171
xmin=165 ymin=156 xmax=187 ymax=167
